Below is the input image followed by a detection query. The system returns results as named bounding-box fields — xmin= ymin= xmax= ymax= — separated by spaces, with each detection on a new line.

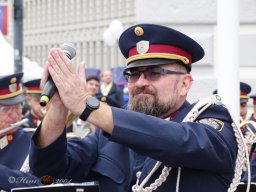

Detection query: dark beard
xmin=128 ymin=89 xmax=172 ymax=117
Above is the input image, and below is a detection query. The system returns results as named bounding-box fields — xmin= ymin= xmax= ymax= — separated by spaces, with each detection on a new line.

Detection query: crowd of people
xmin=0 ymin=23 xmax=256 ymax=192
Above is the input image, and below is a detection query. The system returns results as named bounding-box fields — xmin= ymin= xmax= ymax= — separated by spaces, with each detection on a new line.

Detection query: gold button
xmin=7 ymin=134 xmax=13 ymax=141
xmin=10 ymin=77 xmax=17 ymax=84
xmin=101 ymin=96 xmax=107 ymax=102
xmin=134 ymin=26 xmax=144 ymax=36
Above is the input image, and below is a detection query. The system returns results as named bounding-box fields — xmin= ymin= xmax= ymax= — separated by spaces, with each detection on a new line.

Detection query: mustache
xmin=132 ymin=87 xmax=156 ymax=95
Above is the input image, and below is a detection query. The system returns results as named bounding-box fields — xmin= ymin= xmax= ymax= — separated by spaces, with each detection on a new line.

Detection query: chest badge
xmin=197 ymin=118 xmax=224 ymax=132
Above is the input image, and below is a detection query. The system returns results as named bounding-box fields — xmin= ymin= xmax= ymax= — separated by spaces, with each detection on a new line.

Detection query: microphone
xmin=39 ymin=43 xmax=76 ymax=107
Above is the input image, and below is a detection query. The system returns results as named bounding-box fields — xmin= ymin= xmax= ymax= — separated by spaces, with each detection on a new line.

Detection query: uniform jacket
xmin=0 ymin=128 xmax=41 ymax=191
xmin=29 ymin=101 xmax=237 ymax=192
xmin=22 ymin=113 xmax=39 ymax=128
xmin=249 ymin=113 xmax=256 ymax=122
xmin=243 ymin=147 xmax=256 ymax=182
xmin=250 ymin=149 xmax=256 ymax=182
xmin=97 ymin=83 xmax=124 ymax=108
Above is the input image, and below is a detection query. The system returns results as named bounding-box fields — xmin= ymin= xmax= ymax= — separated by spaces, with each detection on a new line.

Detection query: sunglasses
xmin=123 ymin=67 xmax=185 ymax=83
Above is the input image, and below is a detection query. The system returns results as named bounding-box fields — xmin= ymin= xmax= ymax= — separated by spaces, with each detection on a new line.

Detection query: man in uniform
xmin=23 ymin=78 xmax=47 ymax=128
xmin=240 ymin=82 xmax=251 ymax=120
xmin=249 ymin=94 xmax=256 ymax=122
xmin=249 ymin=150 xmax=256 ymax=182
xmin=213 ymin=82 xmax=251 ymax=121
xmin=97 ymin=70 xmax=124 ymax=108
xmin=29 ymin=24 xmax=238 ymax=192
xmin=247 ymin=91 xmax=256 ymax=181
xmin=0 ymin=73 xmax=40 ymax=190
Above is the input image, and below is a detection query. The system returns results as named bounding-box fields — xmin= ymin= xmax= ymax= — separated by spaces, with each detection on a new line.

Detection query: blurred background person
xmin=97 ymin=69 xmax=124 ymax=108
xmin=246 ymin=94 xmax=256 ymax=160
xmin=246 ymin=92 xmax=256 ymax=183
xmin=213 ymin=81 xmax=251 ymax=121
xmin=240 ymin=82 xmax=251 ymax=121
xmin=249 ymin=94 xmax=256 ymax=122
xmin=0 ymin=72 xmax=41 ymax=191
xmin=22 ymin=79 xmax=47 ymax=128
xmin=238 ymin=82 xmax=256 ymax=161
xmin=21 ymin=56 xmax=44 ymax=117
xmin=86 ymin=76 xmax=100 ymax=96
xmin=213 ymin=82 xmax=254 ymax=147
xmin=68 ymin=75 xmax=101 ymax=137
xmin=0 ymin=73 xmax=30 ymax=158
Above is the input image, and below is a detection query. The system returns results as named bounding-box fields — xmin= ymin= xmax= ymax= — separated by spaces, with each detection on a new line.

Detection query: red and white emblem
xmin=9 ymin=83 xmax=17 ymax=93
xmin=136 ymin=40 xmax=149 ymax=54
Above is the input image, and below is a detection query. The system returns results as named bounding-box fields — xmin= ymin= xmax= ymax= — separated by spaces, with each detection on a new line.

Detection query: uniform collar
xmin=0 ymin=133 xmax=14 ymax=150
xmin=169 ymin=111 xmax=178 ymax=120
xmin=32 ymin=115 xmax=39 ymax=127
xmin=167 ymin=100 xmax=190 ymax=121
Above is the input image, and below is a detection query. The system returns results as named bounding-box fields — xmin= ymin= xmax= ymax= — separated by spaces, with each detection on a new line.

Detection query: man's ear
xmin=180 ymin=74 xmax=193 ymax=96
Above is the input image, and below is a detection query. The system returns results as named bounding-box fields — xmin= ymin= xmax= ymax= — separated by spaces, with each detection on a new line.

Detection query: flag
xmin=0 ymin=4 xmax=8 ymax=35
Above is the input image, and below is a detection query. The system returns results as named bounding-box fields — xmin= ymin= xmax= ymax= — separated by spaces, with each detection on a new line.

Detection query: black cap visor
xmin=240 ymin=98 xmax=249 ymax=104
xmin=126 ymin=58 xmax=191 ymax=72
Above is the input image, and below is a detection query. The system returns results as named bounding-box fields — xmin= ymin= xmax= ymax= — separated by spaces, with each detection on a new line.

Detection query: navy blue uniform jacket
xmin=250 ymin=150 xmax=256 ymax=181
xmin=97 ymin=83 xmax=124 ymax=108
xmin=29 ymin=101 xmax=237 ymax=192
xmin=22 ymin=112 xmax=38 ymax=128
xmin=0 ymin=129 xmax=41 ymax=191
xmin=243 ymin=148 xmax=256 ymax=182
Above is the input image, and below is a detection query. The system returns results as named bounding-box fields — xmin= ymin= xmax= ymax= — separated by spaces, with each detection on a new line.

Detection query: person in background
xmin=86 ymin=76 xmax=100 ymax=96
xmin=97 ymin=70 xmax=124 ymax=108
xmin=73 ymin=76 xmax=100 ymax=135
xmin=240 ymin=82 xmax=251 ymax=121
xmin=238 ymin=83 xmax=256 ymax=172
xmin=214 ymin=82 xmax=253 ymax=150
xmin=29 ymin=23 xmax=239 ymax=192
xmin=248 ymin=149 xmax=256 ymax=181
xmin=0 ymin=73 xmax=40 ymax=191
xmin=245 ymin=93 xmax=256 ymax=182
xmin=249 ymin=94 xmax=256 ymax=122
xmin=23 ymin=79 xmax=47 ymax=128
xmin=213 ymin=82 xmax=251 ymax=121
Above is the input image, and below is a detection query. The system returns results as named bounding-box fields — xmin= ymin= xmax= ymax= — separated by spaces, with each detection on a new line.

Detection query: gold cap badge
xmin=10 ymin=77 xmax=17 ymax=84
xmin=134 ymin=26 xmax=144 ymax=36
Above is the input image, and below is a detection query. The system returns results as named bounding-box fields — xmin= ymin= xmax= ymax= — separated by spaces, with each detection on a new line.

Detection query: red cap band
xmin=128 ymin=44 xmax=192 ymax=64
xmin=0 ymin=84 xmax=21 ymax=95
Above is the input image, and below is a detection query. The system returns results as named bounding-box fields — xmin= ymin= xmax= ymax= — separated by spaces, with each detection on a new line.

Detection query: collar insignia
xmin=0 ymin=136 xmax=8 ymax=150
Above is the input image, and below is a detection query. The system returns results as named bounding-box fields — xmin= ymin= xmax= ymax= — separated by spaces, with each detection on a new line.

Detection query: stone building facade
xmin=5 ymin=0 xmax=256 ymax=106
